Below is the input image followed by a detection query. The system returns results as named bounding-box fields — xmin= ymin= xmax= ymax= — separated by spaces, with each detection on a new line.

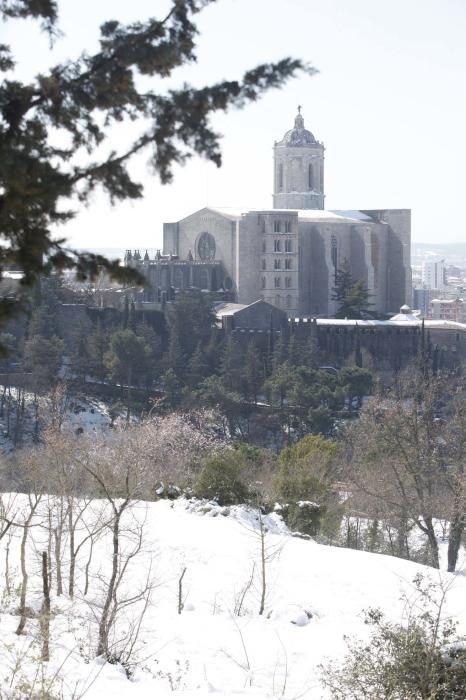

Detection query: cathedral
xmin=125 ymin=109 xmax=412 ymax=317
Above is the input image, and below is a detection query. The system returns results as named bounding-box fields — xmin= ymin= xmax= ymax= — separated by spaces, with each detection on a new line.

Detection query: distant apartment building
xmin=422 ymin=259 xmax=446 ymax=290
xmin=413 ymin=287 xmax=431 ymax=317
xmin=429 ymin=297 xmax=466 ymax=323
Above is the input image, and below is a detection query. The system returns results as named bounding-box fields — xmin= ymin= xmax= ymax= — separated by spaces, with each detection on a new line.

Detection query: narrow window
xmin=278 ymin=163 xmax=283 ymax=191
xmin=262 ymin=239 xmax=266 ymax=253
xmin=274 ymin=239 xmax=281 ymax=252
xmin=274 ymin=258 xmax=281 ymax=270
xmin=308 ymin=163 xmax=313 ymax=189
xmin=274 ymin=219 xmax=281 ymax=233
xmin=286 ymin=295 xmax=292 ymax=308
xmin=275 ymin=295 xmax=281 ymax=307
xmin=331 ymin=236 xmax=338 ymax=282
xmin=285 ymin=258 xmax=292 ymax=270
xmin=285 ymin=239 xmax=292 ymax=253
xmin=274 ymin=277 xmax=281 ymax=289
xmin=285 ymin=220 xmax=292 ymax=233
xmin=261 ymin=276 xmax=266 ymax=289
xmin=261 ymin=259 xmax=266 ymax=270
xmin=285 ymin=276 xmax=292 ymax=289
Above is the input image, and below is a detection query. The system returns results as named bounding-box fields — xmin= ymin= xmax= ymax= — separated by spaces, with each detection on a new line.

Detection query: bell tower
xmin=273 ymin=107 xmax=325 ymax=210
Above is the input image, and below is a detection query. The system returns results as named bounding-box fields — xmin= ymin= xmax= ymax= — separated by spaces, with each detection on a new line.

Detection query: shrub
xmin=194 ymin=454 xmax=248 ymax=506
xmin=320 ymin=577 xmax=466 ymax=699
xmin=286 ymin=501 xmax=321 ymax=536
xmin=275 ymin=435 xmax=341 ymax=535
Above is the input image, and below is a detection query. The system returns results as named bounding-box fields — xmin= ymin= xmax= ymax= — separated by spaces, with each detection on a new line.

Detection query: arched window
xmin=331 ymin=235 xmax=338 ymax=281
xmin=308 ymin=163 xmax=313 ymax=190
xmin=261 ymin=276 xmax=266 ymax=289
xmin=278 ymin=163 xmax=283 ymax=191
xmin=274 ymin=219 xmax=281 ymax=233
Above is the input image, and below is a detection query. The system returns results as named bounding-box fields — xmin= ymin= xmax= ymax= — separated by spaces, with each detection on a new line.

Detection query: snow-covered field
xmin=0 ymin=498 xmax=465 ymax=699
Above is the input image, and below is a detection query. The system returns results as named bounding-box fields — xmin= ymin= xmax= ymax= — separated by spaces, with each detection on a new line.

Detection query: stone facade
xmin=130 ymin=110 xmax=412 ymax=318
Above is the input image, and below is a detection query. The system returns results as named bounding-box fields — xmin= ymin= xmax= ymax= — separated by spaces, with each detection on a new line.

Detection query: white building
xmin=422 ymin=259 xmax=446 ymax=290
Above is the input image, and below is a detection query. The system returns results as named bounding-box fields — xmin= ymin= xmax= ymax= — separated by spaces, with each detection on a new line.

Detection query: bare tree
xmin=344 ymin=368 xmax=465 ymax=570
xmin=39 ymin=551 xmax=51 ymax=662
xmin=76 ymin=433 xmax=152 ymax=659
xmin=16 ymin=492 xmax=42 ymax=635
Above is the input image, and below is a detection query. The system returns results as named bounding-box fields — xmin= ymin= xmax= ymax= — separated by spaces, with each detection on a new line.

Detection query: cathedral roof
xmin=276 ymin=109 xmax=317 ymax=147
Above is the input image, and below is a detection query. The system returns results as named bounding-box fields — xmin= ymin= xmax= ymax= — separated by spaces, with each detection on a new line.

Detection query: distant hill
xmin=413 ymin=242 xmax=466 ymax=256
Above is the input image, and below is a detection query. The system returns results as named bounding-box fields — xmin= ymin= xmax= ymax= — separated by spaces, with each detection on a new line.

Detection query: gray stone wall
xmin=362 ymin=209 xmax=412 ymax=313
xmin=167 ymin=208 xmax=238 ymax=289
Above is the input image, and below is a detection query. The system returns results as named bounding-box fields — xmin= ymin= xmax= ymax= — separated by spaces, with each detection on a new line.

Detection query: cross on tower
xmin=298 ymin=105 xmax=302 ymax=114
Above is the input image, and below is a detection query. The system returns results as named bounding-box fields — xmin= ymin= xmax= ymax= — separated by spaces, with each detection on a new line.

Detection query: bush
xmin=286 ymin=501 xmax=321 ymax=536
xmin=194 ymin=454 xmax=248 ymax=506
xmin=275 ymin=435 xmax=341 ymax=536
xmin=320 ymin=576 xmax=466 ymax=699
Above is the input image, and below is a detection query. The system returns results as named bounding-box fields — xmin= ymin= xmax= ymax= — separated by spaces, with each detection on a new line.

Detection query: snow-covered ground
xmin=0 ymin=497 xmax=464 ymax=699
xmin=0 ymin=390 xmax=112 ymax=454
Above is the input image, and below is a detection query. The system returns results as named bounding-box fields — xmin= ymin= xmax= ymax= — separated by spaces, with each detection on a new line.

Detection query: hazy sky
xmin=4 ymin=0 xmax=466 ymax=249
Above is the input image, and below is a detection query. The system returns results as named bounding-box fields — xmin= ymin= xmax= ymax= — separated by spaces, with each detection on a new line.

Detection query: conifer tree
xmin=332 ymin=260 xmax=373 ymax=319
xmin=0 ymin=0 xmax=310 ymax=325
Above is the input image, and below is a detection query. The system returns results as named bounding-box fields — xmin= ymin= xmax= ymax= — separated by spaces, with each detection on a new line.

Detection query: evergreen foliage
xmin=321 ymin=577 xmax=466 ymax=699
xmin=275 ymin=435 xmax=341 ymax=535
xmin=195 ymin=452 xmax=248 ymax=505
xmin=0 ymin=0 xmax=310 ymax=324
xmin=332 ymin=259 xmax=373 ymax=319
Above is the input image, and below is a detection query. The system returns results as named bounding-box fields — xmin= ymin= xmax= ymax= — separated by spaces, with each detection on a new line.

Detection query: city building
xmin=127 ymin=110 xmax=412 ymax=317
xmin=422 ymin=259 xmax=447 ymax=290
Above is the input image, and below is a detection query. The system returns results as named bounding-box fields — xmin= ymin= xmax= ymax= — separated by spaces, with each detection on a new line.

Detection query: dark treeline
xmin=0 ymin=277 xmax=372 ymax=447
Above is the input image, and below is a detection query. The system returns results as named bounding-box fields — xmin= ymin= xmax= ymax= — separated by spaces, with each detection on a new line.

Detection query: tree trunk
xmin=0 ymin=384 xmax=6 ymax=418
xmin=423 ymin=516 xmax=440 ymax=569
xmin=68 ymin=506 xmax=75 ymax=598
xmin=258 ymin=513 xmax=266 ymax=616
xmin=126 ymin=366 xmax=132 ymax=425
xmin=47 ymin=510 xmax=53 ymax=592
xmin=53 ymin=526 xmax=63 ymax=596
xmin=5 ymin=536 xmax=11 ymax=596
xmin=16 ymin=523 xmax=30 ymax=635
xmin=84 ymin=537 xmax=94 ymax=597
xmin=40 ymin=552 xmax=51 ymax=661
xmin=178 ymin=567 xmax=186 ymax=614
xmin=97 ymin=511 xmax=121 ymax=657
xmin=6 ymin=387 xmax=11 ymax=436
xmin=447 ymin=513 xmax=464 ymax=573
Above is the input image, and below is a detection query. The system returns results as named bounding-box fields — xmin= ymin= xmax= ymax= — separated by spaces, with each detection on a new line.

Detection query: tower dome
xmin=277 ymin=109 xmax=317 ymax=146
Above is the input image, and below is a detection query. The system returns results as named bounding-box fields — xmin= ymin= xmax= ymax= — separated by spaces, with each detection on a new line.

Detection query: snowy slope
xmin=0 ymin=498 xmax=465 ymax=700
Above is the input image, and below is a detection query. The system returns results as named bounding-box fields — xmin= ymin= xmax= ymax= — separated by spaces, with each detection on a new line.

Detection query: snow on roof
xmin=389 ymin=313 xmax=421 ymax=322
xmin=332 ymin=210 xmax=373 ymax=221
xmin=292 ymin=318 xmax=466 ymax=331
xmin=430 ymin=298 xmax=458 ymax=304
xmin=214 ymin=302 xmax=248 ymax=317
xmin=189 ymin=207 xmax=376 ymax=224
xmin=266 ymin=209 xmax=373 ymax=223
xmin=2 ymin=271 xmax=24 ymax=280
xmin=206 ymin=206 xmax=244 ymax=220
